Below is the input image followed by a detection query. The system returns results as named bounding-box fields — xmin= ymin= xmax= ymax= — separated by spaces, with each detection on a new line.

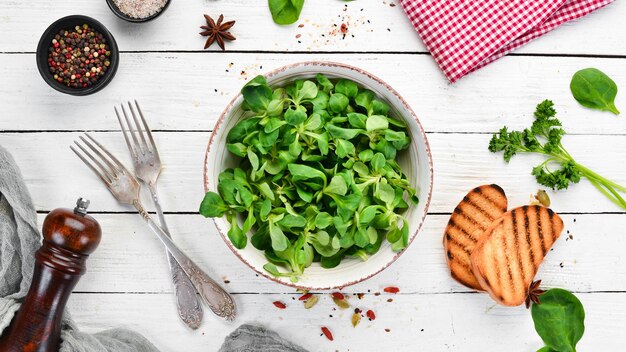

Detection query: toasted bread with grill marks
xmin=470 ymin=205 xmax=564 ymax=306
xmin=443 ymin=184 xmax=508 ymax=290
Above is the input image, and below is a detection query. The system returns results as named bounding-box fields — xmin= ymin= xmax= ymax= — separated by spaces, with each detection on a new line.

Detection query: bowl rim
xmin=204 ymin=61 xmax=434 ymax=290
xmin=106 ymin=0 xmax=171 ymax=23
xmin=36 ymin=15 xmax=120 ymax=96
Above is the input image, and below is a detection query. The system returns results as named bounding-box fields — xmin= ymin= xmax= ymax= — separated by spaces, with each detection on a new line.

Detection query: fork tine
xmin=84 ymin=133 xmax=129 ymax=173
xmin=121 ymin=104 xmax=143 ymax=155
xmin=128 ymin=101 xmax=149 ymax=152
xmin=133 ymin=100 xmax=159 ymax=156
xmin=115 ymin=106 xmax=137 ymax=159
xmin=80 ymin=135 xmax=119 ymax=177
xmin=71 ymin=142 xmax=113 ymax=185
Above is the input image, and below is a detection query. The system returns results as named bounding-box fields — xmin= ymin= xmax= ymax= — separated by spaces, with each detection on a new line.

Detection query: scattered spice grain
xmin=272 ymin=301 xmax=286 ymax=309
xmin=113 ymin=0 xmax=167 ymax=19
xmin=321 ymin=327 xmax=334 ymax=341
xmin=384 ymin=286 xmax=400 ymax=294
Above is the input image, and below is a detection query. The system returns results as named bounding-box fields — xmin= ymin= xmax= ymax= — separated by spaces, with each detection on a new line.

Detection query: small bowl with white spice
xmin=106 ymin=0 xmax=171 ymax=22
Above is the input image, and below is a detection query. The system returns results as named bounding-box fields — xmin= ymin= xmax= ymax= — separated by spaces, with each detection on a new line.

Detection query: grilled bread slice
xmin=443 ymin=184 xmax=508 ymax=290
xmin=471 ymin=205 xmax=564 ymax=306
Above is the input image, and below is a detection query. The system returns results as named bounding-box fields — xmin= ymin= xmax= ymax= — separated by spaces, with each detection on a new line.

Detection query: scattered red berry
xmin=366 ymin=309 xmax=376 ymax=321
xmin=340 ymin=23 xmax=348 ymax=34
xmin=272 ymin=301 xmax=286 ymax=309
xmin=384 ymin=286 xmax=400 ymax=294
xmin=321 ymin=326 xmax=333 ymax=341
xmin=331 ymin=292 xmax=344 ymax=300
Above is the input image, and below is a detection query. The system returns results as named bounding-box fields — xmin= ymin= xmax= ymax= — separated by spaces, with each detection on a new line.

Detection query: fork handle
xmin=147 ymin=183 xmax=203 ymax=329
xmin=132 ymin=199 xmax=236 ymax=321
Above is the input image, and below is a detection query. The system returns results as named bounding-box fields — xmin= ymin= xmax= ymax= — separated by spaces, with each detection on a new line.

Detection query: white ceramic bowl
xmin=204 ymin=61 xmax=433 ymax=290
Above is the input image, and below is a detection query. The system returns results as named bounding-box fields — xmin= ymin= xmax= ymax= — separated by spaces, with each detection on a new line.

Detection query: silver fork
xmin=115 ymin=101 xmax=203 ymax=329
xmin=71 ymin=133 xmax=236 ymax=322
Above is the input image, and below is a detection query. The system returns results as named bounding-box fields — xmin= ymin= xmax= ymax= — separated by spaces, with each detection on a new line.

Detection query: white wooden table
xmin=2 ymin=1 xmax=625 ymax=350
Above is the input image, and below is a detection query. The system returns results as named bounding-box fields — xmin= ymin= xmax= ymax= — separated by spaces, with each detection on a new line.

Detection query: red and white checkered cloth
xmin=400 ymin=0 xmax=615 ymax=83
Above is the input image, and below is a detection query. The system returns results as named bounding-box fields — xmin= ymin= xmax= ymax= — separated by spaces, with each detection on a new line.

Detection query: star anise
xmin=200 ymin=14 xmax=236 ymax=51
xmin=525 ymin=280 xmax=546 ymax=309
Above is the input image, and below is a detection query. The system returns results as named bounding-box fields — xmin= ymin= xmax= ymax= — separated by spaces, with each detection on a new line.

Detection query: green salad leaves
xmin=268 ymin=0 xmax=305 ymax=25
xmin=489 ymin=100 xmax=626 ymax=209
xmin=570 ymin=68 xmax=619 ymax=115
xmin=531 ymin=288 xmax=585 ymax=352
xmin=201 ymin=74 xmax=418 ymax=281
xmin=268 ymin=0 xmax=356 ymax=25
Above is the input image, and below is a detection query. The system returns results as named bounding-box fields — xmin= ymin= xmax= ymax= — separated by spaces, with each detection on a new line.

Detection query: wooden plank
xmin=3 ymin=132 xmax=626 ymax=213
xmin=62 ymin=213 xmax=626 ymax=294
xmin=67 ymin=292 xmax=626 ymax=351
xmin=0 ymin=0 xmax=623 ymax=55
xmin=1 ymin=52 xmax=624 ymax=133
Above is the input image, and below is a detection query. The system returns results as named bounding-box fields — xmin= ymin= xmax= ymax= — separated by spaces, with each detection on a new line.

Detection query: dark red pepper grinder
xmin=0 ymin=198 xmax=101 ymax=352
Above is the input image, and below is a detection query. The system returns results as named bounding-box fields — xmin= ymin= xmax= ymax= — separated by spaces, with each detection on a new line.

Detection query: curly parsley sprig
xmin=489 ymin=100 xmax=626 ymax=209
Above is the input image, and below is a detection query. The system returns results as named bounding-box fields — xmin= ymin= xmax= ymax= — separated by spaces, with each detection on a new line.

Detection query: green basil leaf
xmin=359 ymin=205 xmax=379 ymax=224
xmin=199 ymin=192 xmax=229 ymax=217
xmin=325 ymin=175 xmax=348 ymax=196
xmin=268 ymin=0 xmax=305 ymax=25
xmin=355 ymin=90 xmax=375 ymax=113
xmin=366 ymin=115 xmax=389 ymax=131
xmin=285 ymin=106 xmax=308 ymax=125
xmin=352 ymin=161 xmax=369 ymax=176
xmin=264 ymin=117 xmax=287 ymax=133
xmin=329 ymin=93 xmax=349 ymax=113
xmin=335 ymin=138 xmax=355 ymax=158
xmin=269 ymin=221 xmax=289 ymax=251
xmin=288 ymin=164 xmax=327 ymax=182
xmin=260 ymin=198 xmax=272 ymax=221
xmin=226 ymin=143 xmax=247 ymax=157
xmin=305 ymin=113 xmax=323 ymax=130
xmin=278 ymin=214 xmax=307 ymax=228
xmin=347 ymin=112 xmax=367 ymax=129
xmin=227 ymin=117 xmax=261 ymax=143
xmin=335 ymin=79 xmax=358 ymax=99
xmin=289 ymin=138 xmax=302 ymax=157
xmin=531 ymin=288 xmax=585 ymax=352
xmin=259 ymin=129 xmax=280 ymax=147
xmin=314 ymin=212 xmax=334 ymax=229
xmin=372 ymin=99 xmax=390 ymax=115
xmin=295 ymin=185 xmax=314 ymax=203
xmin=367 ymin=226 xmax=378 ymax=245
xmin=354 ymin=227 xmax=370 ymax=248
xmin=242 ymin=208 xmax=256 ymax=233
xmin=266 ymin=99 xmax=285 ymax=117
xmin=241 ymin=76 xmax=272 ymax=112
xmin=537 ymin=347 xmax=556 ymax=352
xmin=297 ymin=80 xmax=319 ymax=102
xmin=311 ymin=91 xmax=329 ymax=111
xmin=570 ymin=68 xmax=620 ymax=115
xmin=370 ymin=152 xmax=386 ymax=172
xmin=358 ymin=149 xmax=374 ymax=162
xmin=263 ymin=263 xmax=282 ymax=276
xmin=316 ymin=73 xmax=334 ymax=92
xmin=248 ymin=151 xmax=259 ymax=171
xmin=326 ymin=124 xmax=362 ymax=140
xmin=256 ymin=182 xmax=275 ymax=201
xmin=333 ymin=193 xmax=361 ymax=221
xmin=309 ymin=231 xmax=340 ymax=257
xmin=320 ymin=251 xmax=344 ymax=269
xmin=228 ymin=217 xmax=247 ymax=249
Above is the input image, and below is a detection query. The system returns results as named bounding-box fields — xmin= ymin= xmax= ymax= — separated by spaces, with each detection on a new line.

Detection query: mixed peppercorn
xmin=47 ymin=24 xmax=111 ymax=89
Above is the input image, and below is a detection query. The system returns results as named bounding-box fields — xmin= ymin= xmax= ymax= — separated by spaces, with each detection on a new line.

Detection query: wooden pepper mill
xmin=0 ymin=198 xmax=101 ymax=352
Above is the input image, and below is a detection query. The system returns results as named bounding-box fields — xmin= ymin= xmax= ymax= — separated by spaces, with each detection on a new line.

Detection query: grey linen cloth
xmin=0 ymin=145 xmax=306 ymax=352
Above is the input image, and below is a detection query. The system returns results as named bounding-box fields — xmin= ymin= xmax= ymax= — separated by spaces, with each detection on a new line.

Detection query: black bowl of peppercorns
xmin=36 ymin=15 xmax=119 ymax=96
